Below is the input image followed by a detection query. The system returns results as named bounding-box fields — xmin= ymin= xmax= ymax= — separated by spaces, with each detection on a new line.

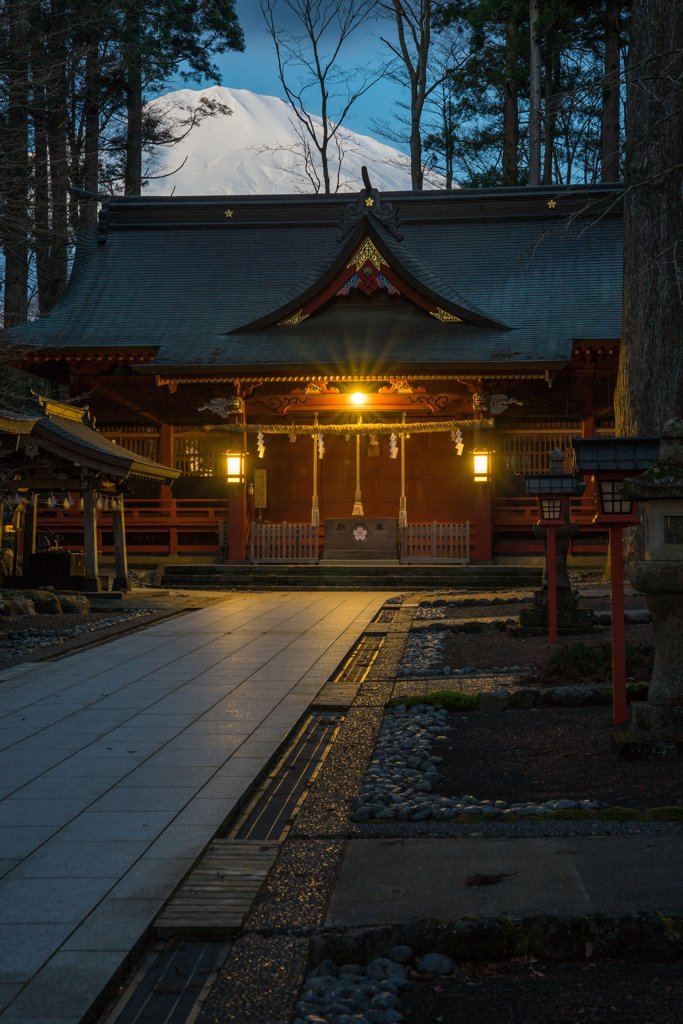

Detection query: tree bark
xmin=601 ymin=0 xmax=621 ymax=182
xmin=82 ymin=35 xmax=100 ymax=225
xmin=543 ymin=51 xmax=559 ymax=185
xmin=45 ymin=1 xmax=69 ymax=311
xmin=614 ymin=0 xmax=683 ymax=437
xmin=124 ymin=1 xmax=143 ymax=196
xmin=4 ymin=0 xmax=30 ymax=327
xmin=528 ymin=0 xmax=542 ymax=186
xmin=502 ymin=14 xmax=519 ymax=186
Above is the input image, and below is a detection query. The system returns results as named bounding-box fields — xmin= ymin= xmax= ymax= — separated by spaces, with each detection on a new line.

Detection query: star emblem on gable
xmin=224 ymin=209 xmax=233 ymax=218
xmin=364 ymin=197 xmax=374 ymax=207
xmin=547 ymin=200 xmax=556 ymax=209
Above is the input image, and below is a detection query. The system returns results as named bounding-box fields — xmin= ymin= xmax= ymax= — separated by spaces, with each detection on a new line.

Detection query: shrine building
xmin=8 ymin=177 xmax=622 ymax=569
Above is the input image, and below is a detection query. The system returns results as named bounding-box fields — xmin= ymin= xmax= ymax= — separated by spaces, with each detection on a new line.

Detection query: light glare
xmin=351 ymin=392 xmax=365 ymax=404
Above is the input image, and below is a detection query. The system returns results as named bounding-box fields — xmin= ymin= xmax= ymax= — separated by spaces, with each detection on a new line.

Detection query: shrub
xmin=548 ymin=642 xmax=605 ymax=676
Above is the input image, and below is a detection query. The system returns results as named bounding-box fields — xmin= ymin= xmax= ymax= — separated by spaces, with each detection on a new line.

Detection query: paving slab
xmin=326 ymin=835 xmax=683 ymax=926
xmin=0 ymin=590 xmax=388 ymax=1022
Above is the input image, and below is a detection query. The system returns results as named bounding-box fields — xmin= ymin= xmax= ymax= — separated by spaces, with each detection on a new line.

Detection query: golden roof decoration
xmin=278 ymin=309 xmax=310 ymax=326
xmin=346 ymin=237 xmax=388 ymax=272
xmin=431 ymin=308 xmax=463 ymax=323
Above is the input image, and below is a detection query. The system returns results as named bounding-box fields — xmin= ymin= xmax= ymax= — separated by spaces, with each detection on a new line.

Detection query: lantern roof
xmin=570 ymin=436 xmax=659 ymax=474
xmin=622 ymin=418 xmax=683 ymax=500
xmin=524 ymin=474 xmax=587 ymax=496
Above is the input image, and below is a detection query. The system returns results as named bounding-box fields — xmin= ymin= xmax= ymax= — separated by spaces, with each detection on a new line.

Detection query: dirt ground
xmin=432 ymin=707 xmax=683 ymax=809
xmin=440 ymin=622 xmax=654 ymax=679
xmin=400 ymin=960 xmax=683 ymax=1024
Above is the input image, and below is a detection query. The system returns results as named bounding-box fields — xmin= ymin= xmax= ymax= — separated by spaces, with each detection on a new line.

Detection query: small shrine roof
xmin=0 ymin=398 xmax=179 ymax=481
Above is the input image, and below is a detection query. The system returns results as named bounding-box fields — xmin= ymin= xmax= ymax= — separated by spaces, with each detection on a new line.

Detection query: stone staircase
xmin=160 ymin=563 xmax=543 ymax=591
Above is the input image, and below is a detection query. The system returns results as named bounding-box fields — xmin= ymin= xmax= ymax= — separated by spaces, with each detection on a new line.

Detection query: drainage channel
xmin=311 ymin=633 xmax=385 ymax=709
xmin=227 ymin=711 xmax=343 ymax=841
xmin=102 ymin=941 xmax=229 ymax=1024
xmin=102 ymin=713 xmax=343 ymax=1024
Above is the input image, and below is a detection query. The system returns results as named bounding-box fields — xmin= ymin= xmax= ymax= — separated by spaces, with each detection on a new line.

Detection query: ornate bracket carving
xmin=337 ymin=166 xmax=403 ymax=242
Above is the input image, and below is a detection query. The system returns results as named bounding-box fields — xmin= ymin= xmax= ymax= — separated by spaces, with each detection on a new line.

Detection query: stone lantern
xmin=619 ymin=418 xmax=683 ymax=749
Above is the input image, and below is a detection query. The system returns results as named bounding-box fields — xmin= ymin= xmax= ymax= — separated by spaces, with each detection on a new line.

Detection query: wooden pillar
xmin=21 ymin=493 xmax=37 ymax=574
xmin=228 ymin=410 xmax=247 ymax=562
xmin=82 ymin=478 xmax=100 ymax=589
xmin=159 ymin=424 xmax=174 ymax=502
xmin=112 ymin=496 xmax=131 ymax=592
xmin=610 ymin=525 xmax=627 ymax=724
xmin=473 ymin=484 xmax=493 ymax=562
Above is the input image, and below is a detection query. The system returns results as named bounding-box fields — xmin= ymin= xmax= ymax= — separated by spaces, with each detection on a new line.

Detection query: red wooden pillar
xmin=228 ymin=410 xmax=247 ymax=562
xmin=547 ymin=525 xmax=557 ymax=642
xmin=159 ymin=424 xmax=174 ymax=502
xmin=473 ymin=484 xmax=493 ymax=561
xmin=610 ymin=525 xmax=627 ymax=724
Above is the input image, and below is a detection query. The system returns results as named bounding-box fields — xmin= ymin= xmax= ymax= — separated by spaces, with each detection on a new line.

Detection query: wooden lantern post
xmin=571 ymin=437 xmax=659 ymax=725
xmin=525 ymin=451 xmax=588 ymax=644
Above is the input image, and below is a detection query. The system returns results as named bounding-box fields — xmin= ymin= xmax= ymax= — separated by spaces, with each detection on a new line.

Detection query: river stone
xmin=19 ymin=589 xmax=62 ymax=614
xmin=389 ymin=946 xmax=413 ymax=964
xmin=309 ymin=960 xmax=339 ymax=978
xmin=417 ymin=953 xmax=456 ymax=976
xmin=510 ymin=687 xmax=537 ymax=709
xmin=478 ymin=689 xmax=511 ymax=712
xmin=58 ymin=593 xmax=91 ymax=614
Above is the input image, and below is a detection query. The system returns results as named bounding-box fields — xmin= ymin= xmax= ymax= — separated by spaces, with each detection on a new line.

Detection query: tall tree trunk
xmin=124 ymin=1 xmax=142 ymax=196
xmin=528 ymin=0 xmax=542 ymax=186
xmin=614 ymin=0 xmax=683 ymax=436
xmin=45 ymin=3 xmax=69 ymax=311
xmin=32 ymin=72 xmax=52 ymax=317
xmin=543 ymin=51 xmax=559 ymax=185
xmin=502 ymin=14 xmax=519 ymax=186
xmin=82 ymin=36 xmax=100 ymax=226
xmin=4 ymin=0 xmax=30 ymax=327
xmin=601 ymin=0 xmax=620 ymax=182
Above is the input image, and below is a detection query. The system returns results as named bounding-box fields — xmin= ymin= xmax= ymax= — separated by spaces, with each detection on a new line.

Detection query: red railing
xmin=36 ymin=499 xmax=228 ymax=556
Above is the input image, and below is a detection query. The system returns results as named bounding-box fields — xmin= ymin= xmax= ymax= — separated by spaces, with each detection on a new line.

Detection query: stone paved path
xmin=0 ymin=590 xmax=387 ymax=1023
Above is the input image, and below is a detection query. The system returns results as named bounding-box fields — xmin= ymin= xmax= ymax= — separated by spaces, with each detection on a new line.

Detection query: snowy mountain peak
xmin=144 ymin=85 xmax=419 ymax=197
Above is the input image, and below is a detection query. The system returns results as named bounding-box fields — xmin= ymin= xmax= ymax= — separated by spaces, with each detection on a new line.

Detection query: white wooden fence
xmin=400 ymin=521 xmax=470 ymax=563
xmin=250 ymin=522 xmax=319 ymax=563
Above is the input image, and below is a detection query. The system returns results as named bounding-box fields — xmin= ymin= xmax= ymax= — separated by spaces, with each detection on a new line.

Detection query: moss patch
xmin=386 ymin=690 xmax=479 ymax=712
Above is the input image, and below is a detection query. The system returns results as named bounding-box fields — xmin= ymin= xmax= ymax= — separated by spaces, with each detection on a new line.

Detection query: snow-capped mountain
xmin=143 ymin=85 xmax=422 ymax=196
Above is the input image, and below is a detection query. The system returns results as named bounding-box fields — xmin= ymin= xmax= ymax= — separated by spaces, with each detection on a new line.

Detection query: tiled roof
xmin=8 ymin=184 xmax=623 ymax=372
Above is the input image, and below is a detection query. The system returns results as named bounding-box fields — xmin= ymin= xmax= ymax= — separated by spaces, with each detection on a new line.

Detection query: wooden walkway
xmin=154 ymin=840 xmax=280 ymax=939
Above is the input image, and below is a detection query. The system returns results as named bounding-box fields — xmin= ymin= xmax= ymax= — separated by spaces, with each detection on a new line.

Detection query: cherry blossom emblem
xmin=353 ymin=525 xmax=368 ymax=541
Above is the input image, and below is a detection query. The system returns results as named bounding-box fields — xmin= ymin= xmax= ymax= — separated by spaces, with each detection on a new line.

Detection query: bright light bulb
xmin=351 ymin=392 xmax=365 ymax=404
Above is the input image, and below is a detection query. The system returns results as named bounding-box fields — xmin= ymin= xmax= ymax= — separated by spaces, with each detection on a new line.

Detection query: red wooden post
xmin=610 ymin=524 xmax=627 ymax=724
xmin=547 ymin=525 xmax=557 ymax=642
xmin=228 ymin=409 xmax=247 ymax=562
xmin=473 ymin=484 xmax=493 ymax=561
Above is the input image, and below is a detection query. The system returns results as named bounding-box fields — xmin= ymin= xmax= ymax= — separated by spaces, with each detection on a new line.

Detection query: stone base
xmin=113 ymin=576 xmax=132 ymax=592
xmin=611 ymin=731 xmax=683 ymax=761
xmin=518 ymin=589 xmax=593 ymax=630
xmin=629 ymin=701 xmax=683 ymax=742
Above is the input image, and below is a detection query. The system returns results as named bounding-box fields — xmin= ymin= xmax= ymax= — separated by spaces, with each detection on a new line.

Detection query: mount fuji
xmin=143 ymin=86 xmax=427 ymax=197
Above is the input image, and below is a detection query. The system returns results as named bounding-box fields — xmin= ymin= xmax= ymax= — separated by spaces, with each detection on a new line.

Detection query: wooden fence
xmin=250 ymin=522 xmax=319 ymax=563
xmin=400 ymin=521 xmax=470 ymax=563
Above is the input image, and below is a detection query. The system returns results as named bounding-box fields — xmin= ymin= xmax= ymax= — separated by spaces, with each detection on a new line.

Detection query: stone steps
xmin=161 ymin=564 xmax=543 ymax=591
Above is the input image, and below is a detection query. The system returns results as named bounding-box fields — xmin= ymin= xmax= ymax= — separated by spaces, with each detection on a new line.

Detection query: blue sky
xmin=197 ymin=1 xmax=406 ymax=145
